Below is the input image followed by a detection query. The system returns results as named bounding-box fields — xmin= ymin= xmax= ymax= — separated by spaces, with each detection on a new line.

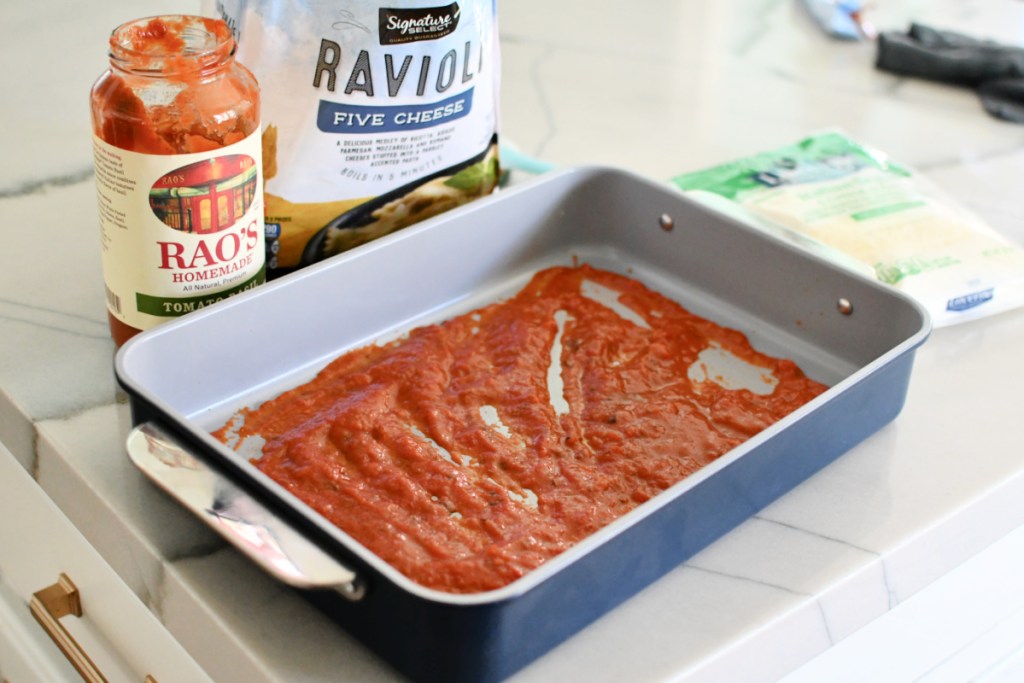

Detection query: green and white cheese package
xmin=209 ymin=0 xmax=500 ymax=277
xmin=672 ymin=132 xmax=1024 ymax=327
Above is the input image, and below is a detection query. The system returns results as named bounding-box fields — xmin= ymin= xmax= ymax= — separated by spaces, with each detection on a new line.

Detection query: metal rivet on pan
xmin=338 ymin=580 xmax=367 ymax=601
xmin=837 ymin=298 xmax=854 ymax=315
xmin=659 ymin=213 xmax=674 ymax=232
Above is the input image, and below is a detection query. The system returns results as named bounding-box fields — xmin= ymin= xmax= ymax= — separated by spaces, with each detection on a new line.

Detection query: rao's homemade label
xmin=93 ymin=132 xmax=266 ymax=331
xmin=212 ymin=0 xmax=501 ymax=276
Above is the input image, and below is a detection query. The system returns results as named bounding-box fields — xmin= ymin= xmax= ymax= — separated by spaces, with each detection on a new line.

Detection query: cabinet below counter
xmin=0 ymin=440 xmax=211 ymax=683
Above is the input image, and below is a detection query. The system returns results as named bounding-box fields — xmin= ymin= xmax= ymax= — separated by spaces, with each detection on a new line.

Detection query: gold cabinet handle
xmin=29 ymin=573 xmax=108 ymax=683
xmin=29 ymin=573 xmax=160 ymax=683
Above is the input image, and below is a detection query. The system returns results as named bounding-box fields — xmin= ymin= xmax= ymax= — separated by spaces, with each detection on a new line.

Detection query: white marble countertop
xmin=3 ymin=0 xmax=1024 ymax=681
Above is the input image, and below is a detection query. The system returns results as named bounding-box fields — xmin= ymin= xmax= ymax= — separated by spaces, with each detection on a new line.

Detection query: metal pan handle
xmin=126 ymin=422 xmax=365 ymax=600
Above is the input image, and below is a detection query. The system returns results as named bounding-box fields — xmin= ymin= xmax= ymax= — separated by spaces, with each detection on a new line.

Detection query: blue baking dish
xmin=117 ymin=166 xmax=930 ymax=682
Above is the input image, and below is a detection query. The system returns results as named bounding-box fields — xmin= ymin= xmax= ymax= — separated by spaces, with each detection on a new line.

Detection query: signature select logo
xmin=379 ymin=3 xmax=461 ymax=44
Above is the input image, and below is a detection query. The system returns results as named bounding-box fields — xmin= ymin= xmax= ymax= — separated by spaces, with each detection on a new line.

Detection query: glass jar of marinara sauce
xmin=90 ymin=15 xmax=265 ymax=347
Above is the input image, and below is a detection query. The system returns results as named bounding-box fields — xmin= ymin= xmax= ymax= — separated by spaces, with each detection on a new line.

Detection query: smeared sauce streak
xmin=213 ymin=265 xmax=827 ymax=593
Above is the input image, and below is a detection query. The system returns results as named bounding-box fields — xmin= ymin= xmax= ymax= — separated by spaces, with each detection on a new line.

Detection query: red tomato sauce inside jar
xmin=91 ymin=16 xmax=258 ymax=153
xmin=213 ymin=265 xmax=827 ymax=593
xmin=90 ymin=15 xmax=261 ymax=346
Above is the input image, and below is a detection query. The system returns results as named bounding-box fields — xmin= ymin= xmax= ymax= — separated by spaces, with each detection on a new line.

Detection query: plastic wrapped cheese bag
xmin=671 ymin=131 xmax=1024 ymax=327
xmin=208 ymin=0 xmax=500 ymax=277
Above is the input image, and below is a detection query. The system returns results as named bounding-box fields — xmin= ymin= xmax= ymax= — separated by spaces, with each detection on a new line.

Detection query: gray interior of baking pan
xmin=115 ymin=166 xmax=930 ymax=680
xmin=117 ymin=165 xmax=927 ymax=435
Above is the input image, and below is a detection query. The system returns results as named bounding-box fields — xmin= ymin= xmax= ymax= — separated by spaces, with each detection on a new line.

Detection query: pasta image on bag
xmin=211 ymin=0 xmax=501 ymax=276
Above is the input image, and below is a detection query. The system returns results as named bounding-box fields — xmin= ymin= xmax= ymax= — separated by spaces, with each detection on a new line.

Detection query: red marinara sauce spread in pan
xmin=213 ymin=265 xmax=827 ymax=593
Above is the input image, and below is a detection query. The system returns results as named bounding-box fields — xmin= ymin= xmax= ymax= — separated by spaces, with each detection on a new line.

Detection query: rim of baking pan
xmin=115 ymin=165 xmax=933 ymax=606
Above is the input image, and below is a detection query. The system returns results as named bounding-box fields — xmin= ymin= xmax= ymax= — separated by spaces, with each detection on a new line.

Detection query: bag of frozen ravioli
xmin=208 ymin=0 xmax=500 ymax=276
xmin=671 ymin=132 xmax=1024 ymax=327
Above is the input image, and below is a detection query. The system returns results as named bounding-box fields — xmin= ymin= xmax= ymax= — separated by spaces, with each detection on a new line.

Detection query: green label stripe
xmin=136 ymin=267 xmax=266 ymax=317
xmin=669 ymin=131 xmax=913 ymax=200
xmin=851 ymin=200 xmax=926 ymax=221
xmin=875 ymin=255 xmax=960 ymax=285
